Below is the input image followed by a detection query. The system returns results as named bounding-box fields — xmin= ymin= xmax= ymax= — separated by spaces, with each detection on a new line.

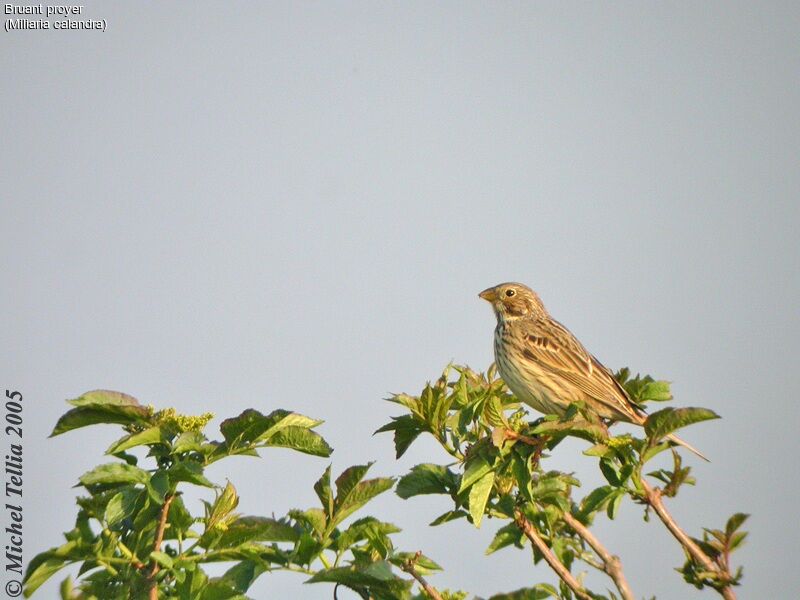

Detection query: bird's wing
xmin=519 ymin=318 xmax=641 ymax=422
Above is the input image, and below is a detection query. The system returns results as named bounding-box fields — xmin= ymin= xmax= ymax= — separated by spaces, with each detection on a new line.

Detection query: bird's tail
xmin=667 ymin=433 xmax=709 ymax=462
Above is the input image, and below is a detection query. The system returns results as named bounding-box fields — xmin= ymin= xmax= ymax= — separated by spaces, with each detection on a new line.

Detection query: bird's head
xmin=479 ymin=282 xmax=547 ymax=322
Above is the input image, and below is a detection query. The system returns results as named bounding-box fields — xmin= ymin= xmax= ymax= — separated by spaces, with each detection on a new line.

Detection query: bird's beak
xmin=479 ymin=287 xmax=498 ymax=302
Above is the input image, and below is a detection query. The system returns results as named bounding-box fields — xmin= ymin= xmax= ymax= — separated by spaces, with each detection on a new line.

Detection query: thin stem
xmin=504 ymin=430 xmax=541 ymax=446
xmin=102 ymin=529 xmax=145 ymax=570
xmin=502 ymin=429 xmax=548 ymax=466
xmin=281 ymin=564 xmax=316 ymax=576
xmin=97 ymin=560 xmax=119 ymax=576
xmin=436 ymin=431 xmax=464 ymax=461
xmin=94 ymin=556 xmax=143 ymax=566
xmin=400 ymin=551 xmax=444 ymax=600
xmin=183 ymin=538 xmax=202 ymax=556
xmin=574 ymin=550 xmax=604 ymax=571
xmin=513 ymin=509 xmax=592 ymax=600
xmin=641 ymin=480 xmax=736 ymax=600
xmin=180 ymin=550 xmax=315 ymax=576
xmin=562 ymin=512 xmax=635 ymax=600
xmin=123 ymin=547 xmax=145 ymax=570
xmin=147 ymin=493 xmax=176 ymax=600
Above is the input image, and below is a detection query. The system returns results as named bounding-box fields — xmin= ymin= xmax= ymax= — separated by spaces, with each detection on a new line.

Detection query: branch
xmin=562 ymin=512 xmax=635 ymax=600
xmin=400 ymin=551 xmax=444 ymax=600
xmin=147 ymin=493 xmax=176 ymax=600
xmin=641 ymin=480 xmax=736 ymax=600
xmin=513 ymin=509 xmax=592 ymax=600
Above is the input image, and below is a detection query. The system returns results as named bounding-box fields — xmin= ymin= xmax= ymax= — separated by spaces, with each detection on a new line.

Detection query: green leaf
xmin=335 ymin=517 xmax=401 ymax=551
xmin=375 ymin=415 xmax=423 ymax=459
xmin=729 ymin=531 xmax=748 ymax=551
xmin=199 ymin=584 xmax=250 ymax=600
xmin=459 ymin=453 xmax=493 ymax=493
xmin=334 ymin=464 xmax=372 ymax=507
xmin=206 ymin=481 xmax=240 ymax=531
xmin=23 ymin=541 xmax=83 ymax=596
xmin=173 ymin=431 xmax=211 ymax=454
xmin=217 ymin=516 xmax=299 ymax=548
xmin=550 ymin=537 xmax=574 ymax=571
xmin=220 ymin=409 xmax=322 ymax=448
xmin=618 ymin=372 xmax=664 ymax=403
xmin=290 ymin=508 xmax=327 ymax=537
xmin=606 ymin=490 xmax=624 ymax=519
xmin=599 ymin=459 xmax=621 ymax=486
xmin=79 ymin=463 xmax=150 ymax=488
xmin=468 ymin=471 xmax=495 ymax=528
xmin=25 ymin=557 xmax=70 ymax=596
xmin=51 ymin=390 xmax=152 ymax=436
xmin=59 ymin=576 xmax=76 ymax=600
xmin=492 ymin=494 xmax=517 ymax=519
xmin=528 ymin=472 xmax=577 ymax=511
xmin=725 ymin=513 xmax=749 ymax=537
xmin=583 ymin=443 xmax=613 ymax=458
xmin=645 ymin=407 xmax=720 ymax=440
xmin=168 ymin=460 xmax=215 ymax=488
xmin=166 ymin=495 xmax=195 ymax=538
xmin=434 ymin=387 xmax=456 ymax=432
xmin=176 ymin=565 xmax=209 ymax=598
xmin=314 ymin=465 xmax=334 ymax=517
xmin=104 ymin=487 xmax=141 ymax=527
xmin=214 ymin=560 xmax=267 ymax=594
xmin=614 ymin=368 xmax=631 ymax=385
xmin=641 ymin=380 xmax=673 ymax=402
xmin=429 ymin=510 xmax=468 ymax=526
xmin=293 ymin=531 xmax=324 ymax=566
xmin=362 ymin=560 xmax=400 ymax=581
xmin=106 ymin=426 xmax=167 ymax=454
xmin=306 ymin=561 xmax=400 ymax=588
xmin=396 ymin=464 xmax=458 ymax=499
xmin=147 ymin=470 xmax=170 ymax=502
xmin=386 ymin=392 xmax=420 ymax=413
xmin=483 ymin=396 xmax=508 ymax=427
xmin=333 ymin=478 xmax=395 ymax=529
xmin=641 ymin=441 xmax=671 ymax=464
xmin=261 ymin=426 xmax=332 ymax=457
xmin=489 ymin=584 xmax=559 ymax=599
xmin=486 ymin=523 xmax=523 ymax=555
xmin=577 ymin=486 xmax=616 ymax=522
xmin=150 ymin=550 xmax=173 ymax=569
xmin=112 ymin=450 xmax=139 ymax=466
xmin=67 ymin=390 xmax=142 ymax=409
xmin=389 ymin=552 xmax=442 ymax=575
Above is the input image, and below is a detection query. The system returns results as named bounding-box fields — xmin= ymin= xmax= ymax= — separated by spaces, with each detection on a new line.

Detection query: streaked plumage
xmin=479 ymin=282 xmax=707 ymax=460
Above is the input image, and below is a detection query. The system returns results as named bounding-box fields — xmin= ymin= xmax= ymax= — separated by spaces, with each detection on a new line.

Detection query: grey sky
xmin=2 ymin=2 xmax=799 ymax=598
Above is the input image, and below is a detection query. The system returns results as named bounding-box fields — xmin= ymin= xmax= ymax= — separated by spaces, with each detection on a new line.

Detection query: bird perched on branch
xmin=479 ymin=282 xmax=707 ymax=461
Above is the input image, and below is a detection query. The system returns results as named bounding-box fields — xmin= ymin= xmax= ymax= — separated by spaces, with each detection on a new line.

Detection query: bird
xmin=479 ymin=282 xmax=707 ymax=461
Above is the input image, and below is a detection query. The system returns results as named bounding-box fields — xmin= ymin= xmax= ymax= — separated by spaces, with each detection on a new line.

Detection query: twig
xmin=641 ymin=480 xmax=736 ymax=600
xmin=562 ymin=512 xmax=635 ymax=600
xmin=400 ymin=551 xmax=444 ymax=600
xmin=513 ymin=509 xmax=592 ymax=600
xmin=103 ymin=529 xmax=146 ymax=570
xmin=504 ymin=430 xmax=541 ymax=446
xmin=503 ymin=430 xmax=548 ymax=466
xmin=147 ymin=493 xmax=175 ymax=600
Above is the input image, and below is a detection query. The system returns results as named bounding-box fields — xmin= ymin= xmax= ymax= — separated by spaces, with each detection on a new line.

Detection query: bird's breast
xmin=493 ymin=325 xmax=567 ymax=416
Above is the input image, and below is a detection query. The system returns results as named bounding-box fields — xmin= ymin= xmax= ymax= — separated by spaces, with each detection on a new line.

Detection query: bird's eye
xmin=505 ymin=289 xmax=516 ymax=297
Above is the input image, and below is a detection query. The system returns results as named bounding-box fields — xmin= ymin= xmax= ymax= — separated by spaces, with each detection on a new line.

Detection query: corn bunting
xmin=479 ymin=282 xmax=706 ymax=460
